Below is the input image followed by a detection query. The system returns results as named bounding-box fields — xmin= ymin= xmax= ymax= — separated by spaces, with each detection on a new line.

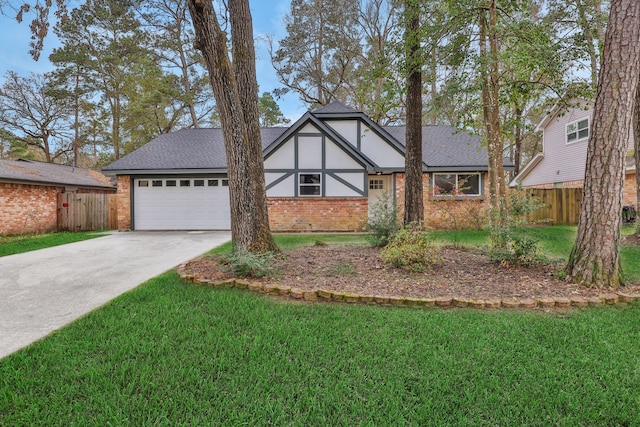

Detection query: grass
xmin=3 ymin=227 xmax=640 ymax=424
xmin=0 ymin=231 xmax=107 ymax=257
xmin=1 ymin=273 xmax=639 ymax=425
xmin=208 ymin=233 xmax=367 ymax=255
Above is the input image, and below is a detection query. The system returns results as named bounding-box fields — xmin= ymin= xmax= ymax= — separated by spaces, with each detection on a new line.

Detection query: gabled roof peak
xmin=311 ymin=101 xmax=359 ymax=114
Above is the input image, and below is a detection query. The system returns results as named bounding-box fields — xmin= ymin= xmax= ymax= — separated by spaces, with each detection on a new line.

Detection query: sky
xmin=0 ymin=0 xmax=308 ymax=122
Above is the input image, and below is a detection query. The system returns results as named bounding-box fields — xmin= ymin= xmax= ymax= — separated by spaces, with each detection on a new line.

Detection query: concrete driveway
xmin=0 ymin=231 xmax=230 ymax=359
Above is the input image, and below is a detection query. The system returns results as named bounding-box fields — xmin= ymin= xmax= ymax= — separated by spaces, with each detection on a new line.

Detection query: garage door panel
xmin=134 ymin=178 xmax=231 ymax=230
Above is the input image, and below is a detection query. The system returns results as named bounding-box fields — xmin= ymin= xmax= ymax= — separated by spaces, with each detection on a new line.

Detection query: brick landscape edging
xmin=177 ymin=264 xmax=640 ymax=309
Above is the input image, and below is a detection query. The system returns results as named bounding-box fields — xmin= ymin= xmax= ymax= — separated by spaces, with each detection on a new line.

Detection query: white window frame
xmin=432 ymin=173 xmax=481 ymax=197
xmin=566 ymin=118 xmax=589 ymax=144
xmin=298 ymin=172 xmax=322 ymax=197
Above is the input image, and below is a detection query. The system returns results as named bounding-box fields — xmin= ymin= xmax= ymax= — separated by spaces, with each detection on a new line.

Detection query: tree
xmin=478 ymin=0 xmax=508 ymax=250
xmin=635 ymin=82 xmax=640 ymax=236
xmin=565 ymin=0 xmax=640 ymax=286
xmin=258 ymin=92 xmax=290 ymax=127
xmin=403 ymin=0 xmax=423 ymax=225
xmin=271 ymin=0 xmax=363 ymax=107
xmin=51 ymin=0 xmax=151 ymax=160
xmin=0 ymin=71 xmax=72 ymax=162
xmin=137 ymin=0 xmax=215 ymax=129
xmin=187 ymin=0 xmax=277 ymax=254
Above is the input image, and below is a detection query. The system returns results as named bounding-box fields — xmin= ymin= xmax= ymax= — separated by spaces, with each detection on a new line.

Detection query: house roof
xmin=535 ymin=98 xmax=592 ymax=132
xmin=104 ymin=103 xmax=513 ymax=174
xmin=383 ymin=125 xmax=504 ymax=170
xmin=0 ymin=158 xmax=115 ymax=189
xmin=312 ymin=101 xmax=359 ymax=114
xmin=103 ymin=127 xmax=288 ymax=173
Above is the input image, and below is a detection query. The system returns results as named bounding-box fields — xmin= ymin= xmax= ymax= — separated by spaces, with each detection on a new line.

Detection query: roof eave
xmin=0 ymin=177 xmax=115 ymax=189
xmin=102 ymin=168 xmax=229 ymax=175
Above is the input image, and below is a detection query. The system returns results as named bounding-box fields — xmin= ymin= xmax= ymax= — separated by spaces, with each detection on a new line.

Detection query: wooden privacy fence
xmin=57 ymin=193 xmax=118 ymax=231
xmin=527 ymin=188 xmax=582 ymax=225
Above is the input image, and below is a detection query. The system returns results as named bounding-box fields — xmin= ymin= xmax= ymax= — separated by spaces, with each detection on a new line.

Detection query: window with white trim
xmin=299 ymin=173 xmax=321 ymax=196
xmin=566 ymin=118 xmax=589 ymax=144
xmin=433 ymin=173 xmax=481 ymax=196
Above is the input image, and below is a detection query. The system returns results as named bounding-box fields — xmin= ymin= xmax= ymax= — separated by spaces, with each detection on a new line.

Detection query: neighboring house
xmin=103 ymin=102 xmax=513 ymax=232
xmin=0 ymin=159 xmax=116 ymax=235
xmin=511 ymin=100 xmax=637 ymax=207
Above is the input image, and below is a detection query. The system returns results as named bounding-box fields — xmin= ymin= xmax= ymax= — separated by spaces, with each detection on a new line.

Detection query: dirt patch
xmin=182 ymin=244 xmax=640 ymax=301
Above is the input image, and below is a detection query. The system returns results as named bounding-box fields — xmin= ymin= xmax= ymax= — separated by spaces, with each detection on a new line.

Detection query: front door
xmin=368 ymin=175 xmax=393 ymax=217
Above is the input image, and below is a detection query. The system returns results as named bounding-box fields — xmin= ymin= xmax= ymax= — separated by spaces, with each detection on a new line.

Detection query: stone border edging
xmin=177 ymin=264 xmax=640 ymax=309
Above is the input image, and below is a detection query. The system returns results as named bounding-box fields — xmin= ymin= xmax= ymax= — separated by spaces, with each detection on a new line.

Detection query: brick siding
xmin=623 ymin=172 xmax=637 ymax=207
xmin=0 ymin=182 xmax=116 ymax=235
xmin=394 ymin=172 xmax=490 ymax=229
xmin=0 ymin=182 xmax=60 ymax=235
xmin=117 ymin=175 xmax=132 ymax=231
xmin=268 ymin=197 xmax=368 ymax=231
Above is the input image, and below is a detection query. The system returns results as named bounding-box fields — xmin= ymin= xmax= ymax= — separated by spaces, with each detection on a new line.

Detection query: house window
xmin=180 ymin=180 xmax=190 ymax=187
xmin=194 ymin=179 xmax=204 ymax=187
xmin=433 ymin=173 xmax=481 ymax=196
xmin=566 ymin=118 xmax=589 ymax=144
xmin=369 ymin=179 xmax=384 ymax=190
xmin=299 ymin=173 xmax=321 ymax=196
xmin=152 ymin=180 xmax=163 ymax=187
xmin=208 ymin=179 xmax=218 ymax=187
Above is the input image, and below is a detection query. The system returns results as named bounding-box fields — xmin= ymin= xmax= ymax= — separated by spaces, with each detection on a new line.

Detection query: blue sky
xmin=0 ymin=0 xmax=307 ymax=121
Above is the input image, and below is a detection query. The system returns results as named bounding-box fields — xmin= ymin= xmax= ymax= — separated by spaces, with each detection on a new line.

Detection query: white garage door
xmin=134 ymin=177 xmax=231 ymax=230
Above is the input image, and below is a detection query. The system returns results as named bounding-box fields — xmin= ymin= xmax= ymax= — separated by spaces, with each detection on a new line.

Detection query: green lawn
xmin=2 ymin=228 xmax=640 ymax=425
xmin=1 ymin=272 xmax=639 ymax=425
xmin=0 ymin=231 xmax=107 ymax=257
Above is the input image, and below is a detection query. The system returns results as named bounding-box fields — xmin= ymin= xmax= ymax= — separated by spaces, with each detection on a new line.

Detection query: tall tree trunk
xmin=566 ymin=0 xmax=640 ymax=286
xmin=403 ymin=0 xmax=424 ymax=225
xmin=634 ymin=76 xmax=640 ymax=236
xmin=513 ymin=105 xmax=524 ymax=179
xmin=480 ymin=1 xmax=507 ymax=248
xmin=187 ymin=0 xmax=277 ymax=254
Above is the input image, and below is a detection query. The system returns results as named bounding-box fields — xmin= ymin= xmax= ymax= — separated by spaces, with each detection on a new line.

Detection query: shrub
xmin=220 ymin=251 xmax=281 ymax=278
xmin=489 ymin=187 xmax=547 ymax=265
xmin=366 ymin=191 xmax=400 ymax=247
xmin=381 ymin=227 xmax=442 ymax=273
xmin=489 ymin=229 xmax=546 ymax=266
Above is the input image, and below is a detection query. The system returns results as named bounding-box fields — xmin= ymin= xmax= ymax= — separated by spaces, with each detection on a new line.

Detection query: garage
xmin=133 ymin=177 xmax=230 ymax=230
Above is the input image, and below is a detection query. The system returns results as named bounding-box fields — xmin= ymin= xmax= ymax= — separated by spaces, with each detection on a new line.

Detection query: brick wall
xmin=393 ymin=173 xmax=490 ymax=229
xmin=117 ymin=175 xmax=132 ymax=231
xmin=0 ymin=182 xmax=117 ymax=235
xmin=0 ymin=182 xmax=61 ymax=235
xmin=268 ymin=197 xmax=368 ymax=231
xmin=623 ymin=172 xmax=637 ymax=207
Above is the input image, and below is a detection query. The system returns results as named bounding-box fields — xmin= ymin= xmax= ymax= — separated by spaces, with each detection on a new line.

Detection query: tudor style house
xmin=511 ymin=100 xmax=637 ymax=207
xmin=103 ymin=102 xmax=511 ymax=232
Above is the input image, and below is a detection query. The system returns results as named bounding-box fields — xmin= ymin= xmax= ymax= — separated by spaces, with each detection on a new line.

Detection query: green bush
xmin=490 ymin=230 xmax=546 ymax=266
xmin=365 ymin=191 xmax=400 ymax=247
xmin=381 ymin=227 xmax=442 ymax=272
xmin=220 ymin=251 xmax=281 ymax=278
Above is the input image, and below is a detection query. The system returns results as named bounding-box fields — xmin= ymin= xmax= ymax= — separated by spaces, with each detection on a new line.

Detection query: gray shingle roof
xmin=103 ymin=127 xmax=288 ymax=172
xmin=103 ymin=115 xmax=510 ymax=173
xmin=383 ymin=125 xmax=497 ymax=168
xmin=0 ymin=159 xmax=115 ymax=188
xmin=312 ymin=101 xmax=359 ymax=114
